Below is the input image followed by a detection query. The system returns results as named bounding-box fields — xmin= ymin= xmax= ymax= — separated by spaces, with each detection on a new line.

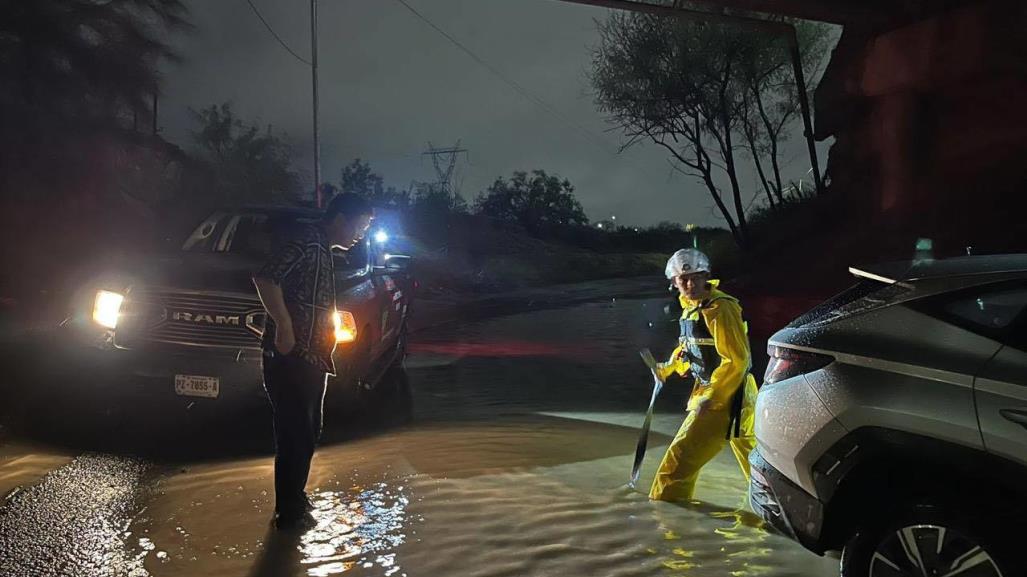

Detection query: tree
xmin=736 ymin=22 xmax=830 ymax=207
xmin=0 ymin=0 xmax=188 ymax=131
xmin=654 ymin=221 xmax=686 ymax=232
xmin=474 ymin=170 xmax=588 ymax=233
xmin=412 ymin=182 xmax=468 ymax=214
xmin=339 ymin=159 xmax=409 ymax=209
xmin=0 ymin=0 xmax=190 ymax=193
xmin=591 ymin=9 xmax=829 ymax=247
xmin=189 ymin=103 xmax=299 ymax=205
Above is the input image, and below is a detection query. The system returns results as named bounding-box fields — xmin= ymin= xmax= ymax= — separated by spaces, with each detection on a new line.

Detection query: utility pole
xmin=787 ymin=35 xmax=823 ymax=195
xmin=311 ymin=0 xmax=322 ymax=207
xmin=422 ymin=141 xmax=468 ymax=196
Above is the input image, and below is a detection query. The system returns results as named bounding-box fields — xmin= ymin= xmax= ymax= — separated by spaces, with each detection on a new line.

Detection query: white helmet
xmin=665 ymin=248 xmax=710 ymax=279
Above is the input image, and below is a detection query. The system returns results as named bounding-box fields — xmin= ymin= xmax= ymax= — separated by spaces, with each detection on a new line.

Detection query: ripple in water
xmin=299 ymin=483 xmax=409 ymax=576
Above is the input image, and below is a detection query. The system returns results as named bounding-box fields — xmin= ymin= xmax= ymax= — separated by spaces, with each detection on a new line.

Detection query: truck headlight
xmin=333 ymin=310 xmax=357 ymax=343
xmin=93 ymin=290 xmax=125 ymax=329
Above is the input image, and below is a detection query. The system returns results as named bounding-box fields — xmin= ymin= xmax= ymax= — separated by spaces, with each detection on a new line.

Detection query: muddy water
xmin=3 ymin=297 xmax=839 ymax=576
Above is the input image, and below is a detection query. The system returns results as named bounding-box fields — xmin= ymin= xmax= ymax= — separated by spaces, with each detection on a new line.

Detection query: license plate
xmin=174 ymin=374 xmax=220 ymax=399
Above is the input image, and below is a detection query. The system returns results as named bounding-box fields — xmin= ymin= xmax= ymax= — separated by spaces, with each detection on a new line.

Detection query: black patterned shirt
xmin=256 ymin=222 xmax=337 ymax=374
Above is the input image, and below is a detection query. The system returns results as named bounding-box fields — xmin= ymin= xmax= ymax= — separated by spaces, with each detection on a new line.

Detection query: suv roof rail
xmin=850 ymin=254 xmax=1027 ymax=284
xmin=848 ymin=266 xmax=915 ymax=288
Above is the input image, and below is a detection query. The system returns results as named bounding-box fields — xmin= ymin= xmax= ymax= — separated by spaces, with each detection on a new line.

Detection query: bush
xmin=746 ymin=185 xmax=846 ymax=249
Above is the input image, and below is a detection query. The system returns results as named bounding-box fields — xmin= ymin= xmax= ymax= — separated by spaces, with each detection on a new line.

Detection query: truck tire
xmin=324 ymin=328 xmax=373 ymax=417
xmin=374 ymin=361 xmax=413 ymax=426
xmin=389 ymin=319 xmax=408 ymax=370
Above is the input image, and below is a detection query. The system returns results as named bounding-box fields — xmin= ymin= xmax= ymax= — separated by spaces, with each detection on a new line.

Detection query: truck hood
xmin=117 ymin=251 xmax=262 ymax=295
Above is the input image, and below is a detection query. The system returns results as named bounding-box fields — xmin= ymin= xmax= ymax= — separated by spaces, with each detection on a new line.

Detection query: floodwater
xmin=0 ymin=296 xmax=839 ymax=577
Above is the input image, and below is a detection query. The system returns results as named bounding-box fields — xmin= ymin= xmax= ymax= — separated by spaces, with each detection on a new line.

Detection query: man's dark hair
xmin=323 ymin=193 xmax=373 ymax=222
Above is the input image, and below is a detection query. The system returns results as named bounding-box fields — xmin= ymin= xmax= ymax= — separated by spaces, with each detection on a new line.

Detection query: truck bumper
xmin=25 ymin=330 xmax=268 ymax=412
xmin=10 ymin=324 xmax=393 ymax=420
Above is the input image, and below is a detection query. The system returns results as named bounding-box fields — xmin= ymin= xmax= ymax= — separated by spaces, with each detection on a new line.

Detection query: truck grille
xmin=118 ymin=289 xmax=266 ymax=350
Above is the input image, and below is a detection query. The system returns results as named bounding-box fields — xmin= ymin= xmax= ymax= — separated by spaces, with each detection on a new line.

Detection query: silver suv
xmin=749 ymin=254 xmax=1026 ymax=577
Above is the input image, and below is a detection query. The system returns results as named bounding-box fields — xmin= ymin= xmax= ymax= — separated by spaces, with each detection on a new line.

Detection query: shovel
xmin=629 ymin=349 xmax=664 ymax=488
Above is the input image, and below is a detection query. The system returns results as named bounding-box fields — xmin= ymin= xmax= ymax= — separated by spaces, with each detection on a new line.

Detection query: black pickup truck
xmin=33 ymin=205 xmax=413 ymax=418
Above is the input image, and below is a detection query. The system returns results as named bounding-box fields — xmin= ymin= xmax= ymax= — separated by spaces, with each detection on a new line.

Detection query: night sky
xmin=159 ymin=0 xmax=833 ymax=227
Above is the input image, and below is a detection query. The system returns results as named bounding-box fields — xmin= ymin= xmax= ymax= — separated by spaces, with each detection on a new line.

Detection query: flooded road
xmin=0 ymin=296 xmax=838 ymax=577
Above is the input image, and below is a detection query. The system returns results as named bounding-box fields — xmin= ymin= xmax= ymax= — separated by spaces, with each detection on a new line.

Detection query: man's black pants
xmin=262 ymin=352 xmax=327 ymax=518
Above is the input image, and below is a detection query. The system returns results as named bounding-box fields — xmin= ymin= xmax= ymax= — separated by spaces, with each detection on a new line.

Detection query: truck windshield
xmin=222 ymin=214 xmax=274 ymax=256
xmin=180 ymin=212 xmax=370 ymax=272
xmin=181 ymin=213 xmax=235 ymax=253
xmin=181 ymin=212 xmax=281 ymax=256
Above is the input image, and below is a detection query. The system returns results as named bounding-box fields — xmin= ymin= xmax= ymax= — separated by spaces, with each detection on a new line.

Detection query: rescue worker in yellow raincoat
xmin=648 ymin=248 xmax=758 ymax=503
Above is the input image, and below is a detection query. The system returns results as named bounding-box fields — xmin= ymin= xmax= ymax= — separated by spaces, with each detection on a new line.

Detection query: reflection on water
xmin=408 ymin=339 xmax=601 ymax=361
xmin=299 ymin=483 xmax=410 ymax=577
xmin=654 ymin=505 xmax=775 ymax=575
xmin=649 ymin=489 xmax=778 ymax=575
xmin=44 ymin=297 xmax=838 ymax=577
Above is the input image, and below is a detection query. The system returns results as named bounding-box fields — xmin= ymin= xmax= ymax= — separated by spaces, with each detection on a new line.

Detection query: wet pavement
xmin=0 ymin=455 xmax=149 ymax=576
xmin=0 ymin=292 xmax=839 ymax=576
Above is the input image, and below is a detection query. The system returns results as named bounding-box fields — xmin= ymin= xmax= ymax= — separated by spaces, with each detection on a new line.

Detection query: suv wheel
xmin=840 ymin=505 xmax=1012 ymax=577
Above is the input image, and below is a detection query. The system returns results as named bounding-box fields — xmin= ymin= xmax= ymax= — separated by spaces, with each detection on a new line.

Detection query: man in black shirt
xmin=253 ymin=194 xmax=373 ymax=529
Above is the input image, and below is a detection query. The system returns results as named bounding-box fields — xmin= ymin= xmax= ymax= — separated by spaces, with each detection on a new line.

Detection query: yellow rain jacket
xmin=650 ymin=280 xmax=758 ymax=503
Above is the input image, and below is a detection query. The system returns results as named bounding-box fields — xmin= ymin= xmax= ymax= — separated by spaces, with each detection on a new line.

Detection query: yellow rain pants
xmin=650 ymin=285 xmax=758 ymax=503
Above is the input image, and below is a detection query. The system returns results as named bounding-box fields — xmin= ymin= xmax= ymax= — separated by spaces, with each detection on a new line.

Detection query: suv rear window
xmin=912 ymin=282 xmax=1027 ymax=345
xmin=943 ymin=288 xmax=1027 ymax=331
xmin=788 ymin=280 xmax=911 ymax=328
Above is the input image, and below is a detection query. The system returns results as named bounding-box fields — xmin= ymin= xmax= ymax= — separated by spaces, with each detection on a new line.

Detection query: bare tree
xmin=736 ymin=22 xmax=831 ymax=205
xmin=591 ymin=10 xmax=830 ymax=247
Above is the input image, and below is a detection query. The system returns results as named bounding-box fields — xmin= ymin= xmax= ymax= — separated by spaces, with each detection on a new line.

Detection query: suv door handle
xmin=999 ymin=409 xmax=1027 ymax=429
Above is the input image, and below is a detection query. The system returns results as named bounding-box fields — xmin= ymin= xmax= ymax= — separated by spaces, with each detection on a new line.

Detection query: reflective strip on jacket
xmin=656 ymin=280 xmax=752 ymax=413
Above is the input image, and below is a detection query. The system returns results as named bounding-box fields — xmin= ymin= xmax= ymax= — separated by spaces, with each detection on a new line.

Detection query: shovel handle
xmin=639 ymin=348 xmax=659 ymax=373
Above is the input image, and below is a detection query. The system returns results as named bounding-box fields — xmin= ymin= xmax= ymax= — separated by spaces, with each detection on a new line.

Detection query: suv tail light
xmin=764 ymin=345 xmax=834 ymax=385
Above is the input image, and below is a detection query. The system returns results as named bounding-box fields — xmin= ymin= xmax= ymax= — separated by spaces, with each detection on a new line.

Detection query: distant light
xmin=374 ymin=230 xmax=389 ymax=243
xmin=611 ymin=215 xmax=617 ymax=221
xmin=597 ymin=223 xmax=603 ymax=229
xmin=383 ymin=253 xmax=392 ymax=260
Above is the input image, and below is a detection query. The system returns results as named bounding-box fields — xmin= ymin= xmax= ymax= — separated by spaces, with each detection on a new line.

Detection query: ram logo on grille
xmin=171 ymin=311 xmax=241 ymax=326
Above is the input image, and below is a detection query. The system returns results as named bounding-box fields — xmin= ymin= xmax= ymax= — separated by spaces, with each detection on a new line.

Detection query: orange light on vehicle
xmin=333 ymin=310 xmax=357 ymax=343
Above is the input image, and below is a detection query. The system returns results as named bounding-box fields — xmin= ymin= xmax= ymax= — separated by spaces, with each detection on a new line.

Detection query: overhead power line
xmin=392 ymin=0 xmax=616 ymax=155
xmin=244 ymin=0 xmax=312 ymax=66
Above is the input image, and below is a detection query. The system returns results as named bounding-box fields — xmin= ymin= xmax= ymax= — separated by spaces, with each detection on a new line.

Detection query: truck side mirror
xmin=382 ymin=254 xmax=411 ymax=271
